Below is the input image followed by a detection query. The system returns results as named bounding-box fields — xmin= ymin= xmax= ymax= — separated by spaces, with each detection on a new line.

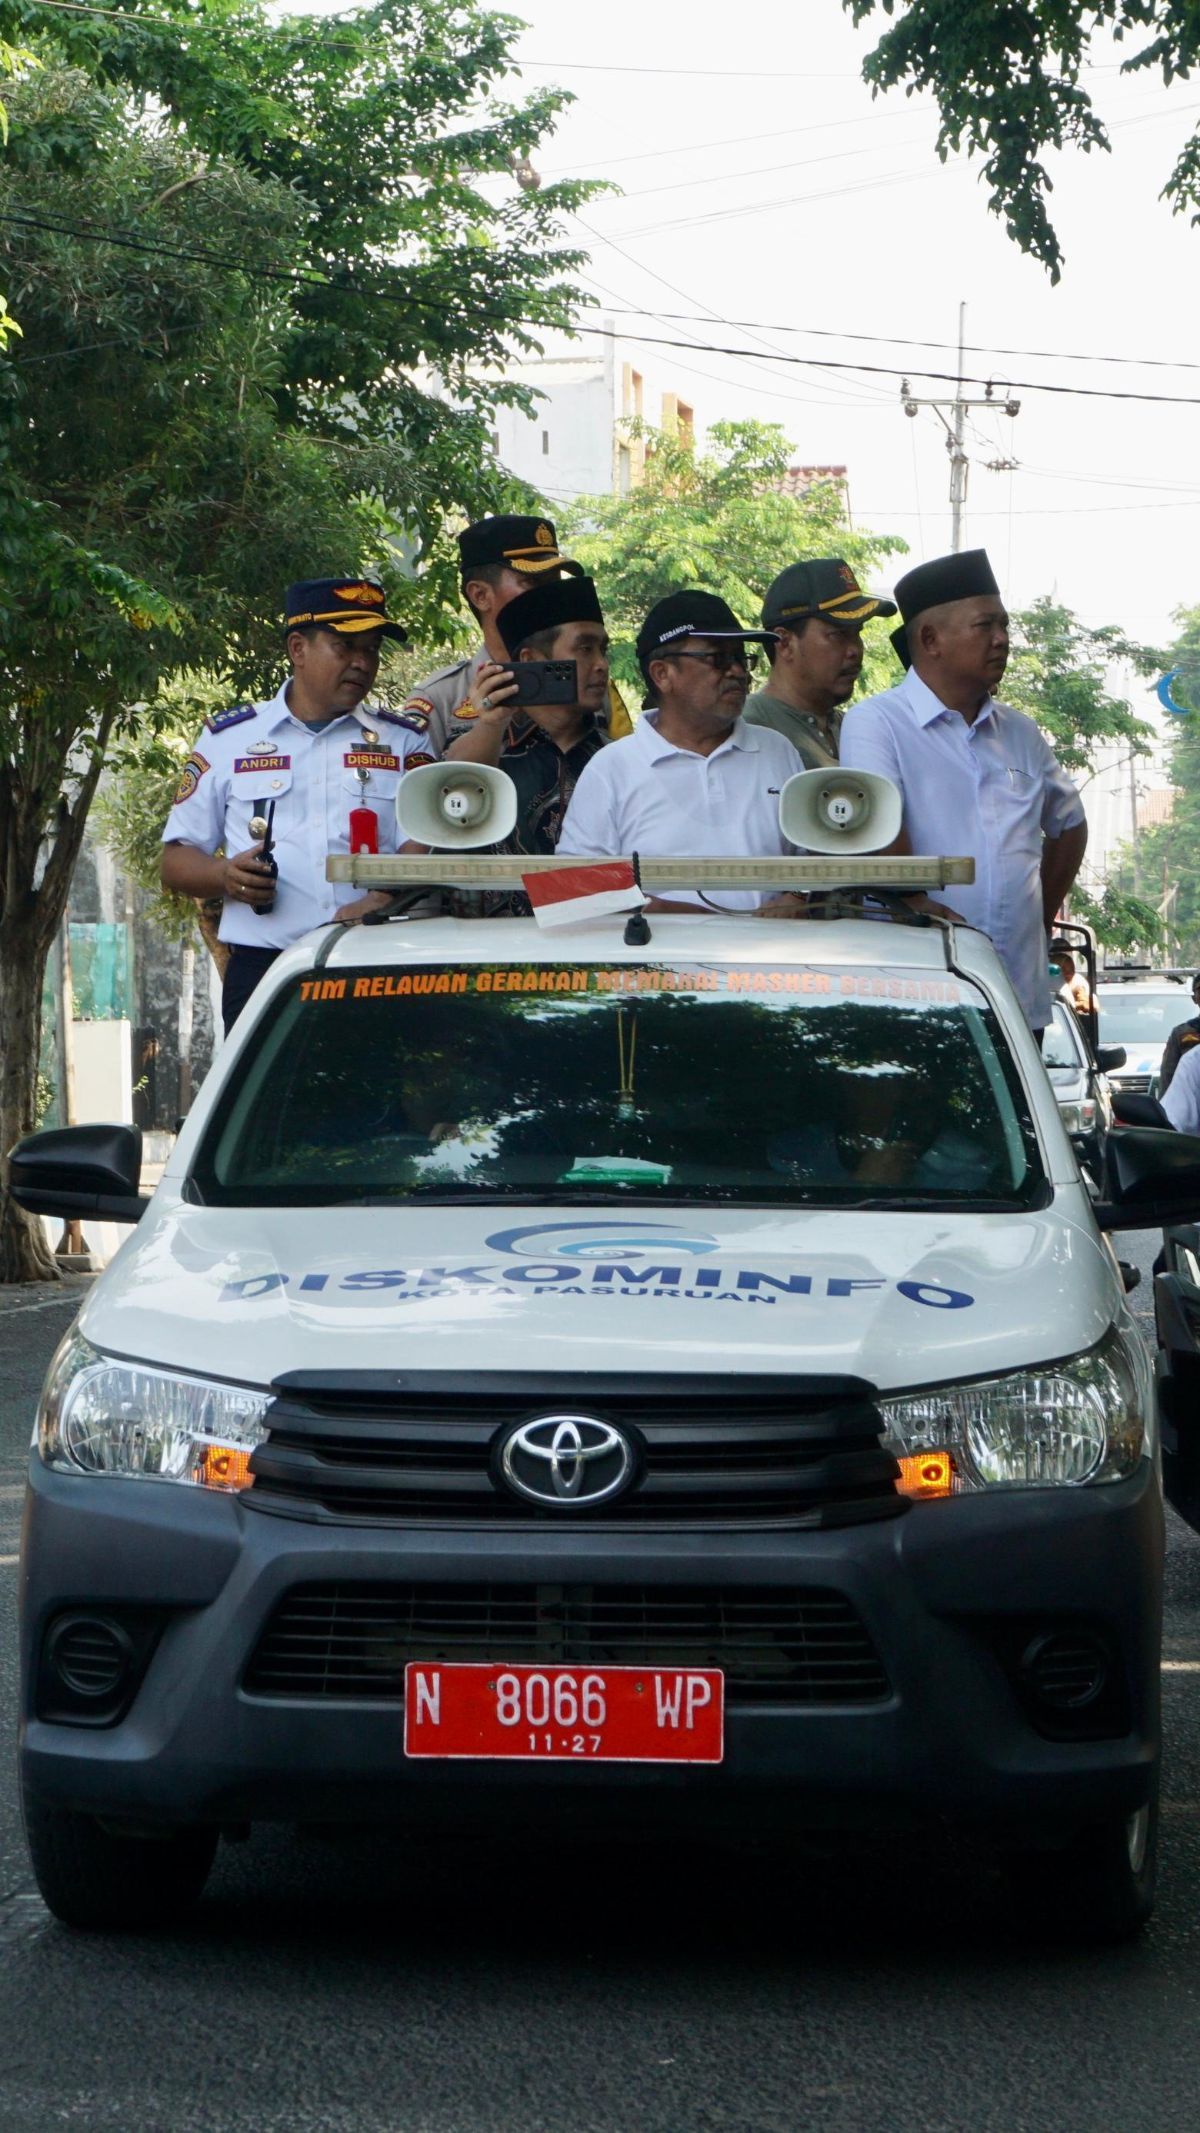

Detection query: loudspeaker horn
xmin=777 ymin=767 xmax=903 ymax=856
xmin=396 ymin=762 xmax=519 ymax=850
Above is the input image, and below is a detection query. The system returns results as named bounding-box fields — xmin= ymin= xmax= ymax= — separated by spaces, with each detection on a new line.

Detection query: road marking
xmin=0 ymin=1555 xmax=17 ymax=1568
xmin=0 ymin=1295 xmax=83 ymax=1316
xmin=0 ymin=1485 xmax=25 ymax=1501
xmin=1162 ymin=1660 xmax=1200 ymax=1672
xmin=0 ymin=1893 xmax=49 ymax=1956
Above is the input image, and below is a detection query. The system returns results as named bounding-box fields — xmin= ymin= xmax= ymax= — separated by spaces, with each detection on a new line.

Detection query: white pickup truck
xmin=11 ymin=823 xmax=1200 ymax=1941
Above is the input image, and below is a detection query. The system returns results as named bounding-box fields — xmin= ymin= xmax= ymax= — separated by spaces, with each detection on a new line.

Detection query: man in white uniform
xmin=558 ymin=590 xmax=806 ymax=911
xmin=161 ymin=578 xmax=431 ymax=1033
xmin=840 ymin=550 xmax=1087 ymax=1033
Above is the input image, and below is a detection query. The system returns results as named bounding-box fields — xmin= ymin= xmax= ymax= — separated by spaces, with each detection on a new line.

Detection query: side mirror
xmin=6 ymin=1124 xmax=149 ymax=1225
xmin=1111 ymin=1089 xmax=1168 ymax=1129
xmin=1095 ymin=1045 xmax=1127 ymax=1073
xmin=1094 ymin=1125 xmax=1200 ymax=1232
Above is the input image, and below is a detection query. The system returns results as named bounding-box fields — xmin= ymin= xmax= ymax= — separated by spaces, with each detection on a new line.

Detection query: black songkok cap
xmin=457 ymin=514 xmax=584 ymax=581
xmin=893 ymin=549 xmax=1000 ymax=625
xmin=497 ymin=574 xmax=604 ymax=655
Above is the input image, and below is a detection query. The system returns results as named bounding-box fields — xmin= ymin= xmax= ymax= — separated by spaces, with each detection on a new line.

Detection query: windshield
xmin=1042 ymin=1003 xmax=1086 ymax=1074
xmin=191 ymin=960 xmax=1045 ymax=1211
xmin=1097 ymin=989 xmax=1190 ymax=1045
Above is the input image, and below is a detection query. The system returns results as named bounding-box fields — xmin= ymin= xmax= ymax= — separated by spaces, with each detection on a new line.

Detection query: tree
xmin=843 ymin=1 xmax=1200 ymax=279
xmin=1122 ymin=605 xmax=1200 ymax=959
xmin=560 ymin=419 xmax=907 ymax=698
xmin=1004 ymin=598 xmax=1161 ymax=776
xmin=0 ymin=10 xmax=591 ymax=1279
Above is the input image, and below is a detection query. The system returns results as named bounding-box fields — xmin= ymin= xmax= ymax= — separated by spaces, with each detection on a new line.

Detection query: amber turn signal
xmin=896 ymin=1450 xmax=955 ymax=1500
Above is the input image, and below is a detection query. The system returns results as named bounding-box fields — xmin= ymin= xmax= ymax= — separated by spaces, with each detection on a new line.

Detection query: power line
xmin=590 ymin=307 xmax=1200 ymax=379
xmin=6 ymin=203 xmax=1200 ymax=408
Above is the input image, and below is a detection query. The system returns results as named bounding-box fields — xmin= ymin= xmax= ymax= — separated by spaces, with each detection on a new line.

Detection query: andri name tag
xmin=234 ymin=754 xmax=290 ymax=775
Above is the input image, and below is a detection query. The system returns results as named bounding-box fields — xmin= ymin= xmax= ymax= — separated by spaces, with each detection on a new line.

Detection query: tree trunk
xmin=0 ymin=713 xmax=115 ymax=1281
xmin=0 ymin=914 xmax=59 ymax=1281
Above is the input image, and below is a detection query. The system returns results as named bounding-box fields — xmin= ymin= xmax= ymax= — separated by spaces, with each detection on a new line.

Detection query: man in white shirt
xmin=161 ymin=577 xmax=431 ymax=1032
xmin=557 ymin=590 xmax=807 ymax=910
xmin=840 ymin=550 xmax=1087 ymax=1032
xmin=1161 ymin=1044 xmax=1200 ymax=1135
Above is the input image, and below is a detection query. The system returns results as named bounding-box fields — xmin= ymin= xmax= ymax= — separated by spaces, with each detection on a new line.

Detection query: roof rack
xmin=327 ymin=854 xmax=975 ymax=894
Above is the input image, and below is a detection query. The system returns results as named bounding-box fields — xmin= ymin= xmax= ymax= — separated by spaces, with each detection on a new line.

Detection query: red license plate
xmin=404 ymin=1662 xmax=724 ymax=1764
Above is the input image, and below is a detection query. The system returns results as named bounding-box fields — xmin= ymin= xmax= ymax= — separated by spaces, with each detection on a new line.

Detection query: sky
xmin=488 ymin=0 xmax=1200 ymax=656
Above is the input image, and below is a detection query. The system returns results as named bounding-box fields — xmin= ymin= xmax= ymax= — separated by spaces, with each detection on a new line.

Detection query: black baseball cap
xmin=284 ymin=578 xmax=407 ymax=641
xmin=762 ymin=558 xmax=896 ymax=632
xmin=636 ymin=590 xmax=773 ymax=678
xmin=458 ymin=515 xmax=584 ymax=581
xmin=497 ymin=575 xmax=604 ymax=655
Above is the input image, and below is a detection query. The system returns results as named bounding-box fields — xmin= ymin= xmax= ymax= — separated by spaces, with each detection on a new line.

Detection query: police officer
xmin=400 ymin=514 xmax=633 ymax=754
xmin=743 ymin=559 xmax=897 ymax=767
xmin=161 ymin=578 xmax=432 ymax=1034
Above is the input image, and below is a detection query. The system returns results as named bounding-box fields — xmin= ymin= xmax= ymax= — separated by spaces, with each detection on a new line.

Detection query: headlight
xmin=881 ymin=1327 xmax=1144 ymax=1495
xmin=1058 ymin=1098 xmax=1098 ymax=1134
xmin=37 ymin=1331 xmax=270 ymax=1491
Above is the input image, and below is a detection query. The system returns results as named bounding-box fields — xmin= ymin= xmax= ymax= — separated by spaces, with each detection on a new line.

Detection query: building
xmin=483 ymin=326 xmax=698 ymax=505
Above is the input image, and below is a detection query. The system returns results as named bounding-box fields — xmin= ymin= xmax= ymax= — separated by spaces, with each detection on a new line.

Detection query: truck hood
xmin=83 ymin=1197 xmax=1117 ymax=1393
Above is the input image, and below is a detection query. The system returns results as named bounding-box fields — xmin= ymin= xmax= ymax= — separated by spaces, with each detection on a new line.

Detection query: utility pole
xmin=902 ymin=304 xmax=1020 ymax=551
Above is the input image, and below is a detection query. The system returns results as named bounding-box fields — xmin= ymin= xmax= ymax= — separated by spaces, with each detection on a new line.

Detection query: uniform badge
xmin=404 ymin=751 xmax=435 ymax=769
xmin=535 ymin=523 xmax=554 ymax=548
xmin=334 ymin=581 xmax=384 ymax=607
xmin=452 ymin=699 xmax=479 ymax=723
xmin=205 ymin=702 xmax=257 ymax=736
xmin=342 ymin=750 xmax=399 ymax=772
xmin=839 ymin=564 xmax=858 ymax=591
xmin=173 ymin=751 xmax=210 ymax=805
xmin=396 ymin=696 xmax=433 ymax=729
xmin=247 ymin=738 xmax=280 ymax=755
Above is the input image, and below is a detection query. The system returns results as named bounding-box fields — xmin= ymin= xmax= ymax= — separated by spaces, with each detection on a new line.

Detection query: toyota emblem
xmin=498 ymin=1414 xmax=636 ymax=1509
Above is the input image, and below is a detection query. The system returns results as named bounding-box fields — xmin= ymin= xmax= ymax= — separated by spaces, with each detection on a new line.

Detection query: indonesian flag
xmin=521 ymin=860 xmax=646 ymax=929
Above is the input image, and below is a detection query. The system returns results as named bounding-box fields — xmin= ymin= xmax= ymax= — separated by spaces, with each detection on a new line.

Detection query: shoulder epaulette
xmin=205 ymin=702 xmax=257 ymax=736
xmin=376 ymin=705 xmax=423 ymax=729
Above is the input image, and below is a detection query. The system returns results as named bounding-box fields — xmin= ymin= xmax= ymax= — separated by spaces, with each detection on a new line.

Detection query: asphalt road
xmin=1 ymin=1241 xmax=1198 ymax=2133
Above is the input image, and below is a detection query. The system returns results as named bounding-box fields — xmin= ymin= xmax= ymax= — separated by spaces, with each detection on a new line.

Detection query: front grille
xmin=248 ymin=1371 xmax=903 ymax=1530
xmin=1115 ymin=1074 xmax=1152 ymax=1093
xmin=243 ymin=1582 xmax=891 ymax=1705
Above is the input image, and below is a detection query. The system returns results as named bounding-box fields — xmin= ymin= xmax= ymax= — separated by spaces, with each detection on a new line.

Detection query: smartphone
xmin=501 ymin=659 xmax=578 ymax=705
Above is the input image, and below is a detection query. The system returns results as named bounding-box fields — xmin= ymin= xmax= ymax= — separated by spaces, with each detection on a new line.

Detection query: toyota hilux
xmin=12 ymin=872 xmax=1200 ymax=1941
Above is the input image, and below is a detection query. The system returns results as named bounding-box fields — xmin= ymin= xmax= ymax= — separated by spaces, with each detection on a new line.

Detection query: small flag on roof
xmin=521 ymin=860 xmax=646 ymax=929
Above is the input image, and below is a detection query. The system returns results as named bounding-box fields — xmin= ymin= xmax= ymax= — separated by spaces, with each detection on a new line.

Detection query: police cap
xmin=285 ymin=578 xmax=407 ymax=641
xmin=762 ymin=558 xmax=896 ymax=631
xmin=457 ymin=515 xmax=584 ymax=582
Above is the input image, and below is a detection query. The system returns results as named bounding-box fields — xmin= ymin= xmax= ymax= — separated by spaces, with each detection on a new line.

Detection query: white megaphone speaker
xmin=396 ymin=762 xmax=519 ymax=849
xmin=777 ymin=768 xmax=903 ymax=856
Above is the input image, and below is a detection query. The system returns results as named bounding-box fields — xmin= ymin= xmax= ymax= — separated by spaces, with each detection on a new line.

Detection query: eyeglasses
xmin=663 ymin=646 xmax=759 ymax=676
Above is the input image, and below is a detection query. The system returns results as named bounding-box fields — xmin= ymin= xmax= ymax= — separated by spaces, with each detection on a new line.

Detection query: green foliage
xmin=1004 ymin=598 xmax=1161 ymax=776
xmin=843 ymin=1 xmax=1200 ymax=279
xmin=94 ymin=676 xmax=228 ymax=947
xmin=1121 ymin=605 xmax=1200 ymax=959
xmin=0 ymin=31 xmax=35 ymax=345
xmin=0 ymin=5 xmax=592 ymax=1274
xmin=1071 ymin=881 xmax=1163 ymax=955
xmin=559 ymin=420 xmax=907 ymax=696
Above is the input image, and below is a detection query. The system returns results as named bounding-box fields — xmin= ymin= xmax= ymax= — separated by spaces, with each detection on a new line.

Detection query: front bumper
xmin=19 ymin=1458 xmax=1164 ymax=1843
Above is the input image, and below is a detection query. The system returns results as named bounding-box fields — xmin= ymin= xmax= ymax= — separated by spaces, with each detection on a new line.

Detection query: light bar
xmin=326 ymin=854 xmax=976 ymax=892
